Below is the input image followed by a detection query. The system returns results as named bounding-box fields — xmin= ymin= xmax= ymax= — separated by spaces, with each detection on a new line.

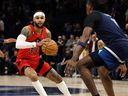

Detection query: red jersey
xmin=17 ymin=25 xmax=47 ymax=60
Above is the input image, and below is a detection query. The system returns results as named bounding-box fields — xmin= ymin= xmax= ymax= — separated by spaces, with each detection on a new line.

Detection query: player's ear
xmin=33 ymin=18 xmax=35 ymax=22
xmin=44 ymin=18 xmax=46 ymax=22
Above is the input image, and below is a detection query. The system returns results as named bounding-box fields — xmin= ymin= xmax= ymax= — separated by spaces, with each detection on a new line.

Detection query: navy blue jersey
xmin=84 ymin=11 xmax=128 ymax=62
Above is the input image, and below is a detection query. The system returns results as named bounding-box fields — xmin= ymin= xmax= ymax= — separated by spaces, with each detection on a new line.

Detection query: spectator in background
xmin=64 ymin=22 xmax=73 ymax=38
xmin=57 ymin=36 xmax=65 ymax=62
xmin=0 ymin=37 xmax=16 ymax=75
xmin=0 ymin=49 xmax=5 ymax=75
xmin=125 ymin=9 xmax=128 ymax=34
xmin=126 ymin=23 xmax=128 ymax=34
xmin=72 ymin=22 xmax=82 ymax=37
xmin=0 ymin=11 xmax=16 ymax=75
xmin=62 ymin=35 xmax=67 ymax=46
xmin=0 ymin=12 xmax=5 ymax=38
xmin=65 ymin=34 xmax=75 ymax=50
xmin=125 ymin=9 xmax=128 ymax=22
xmin=6 ymin=49 xmax=19 ymax=75
xmin=0 ymin=16 xmax=4 ymax=37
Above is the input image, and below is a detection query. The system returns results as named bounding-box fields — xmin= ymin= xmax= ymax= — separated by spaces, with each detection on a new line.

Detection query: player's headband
xmin=33 ymin=12 xmax=45 ymax=18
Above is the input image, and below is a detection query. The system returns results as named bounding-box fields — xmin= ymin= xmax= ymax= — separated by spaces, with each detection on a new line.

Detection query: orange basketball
xmin=41 ymin=39 xmax=58 ymax=56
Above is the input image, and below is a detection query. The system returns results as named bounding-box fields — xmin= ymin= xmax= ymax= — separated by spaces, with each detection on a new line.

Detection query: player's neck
xmin=33 ymin=23 xmax=43 ymax=34
xmin=34 ymin=27 xmax=42 ymax=34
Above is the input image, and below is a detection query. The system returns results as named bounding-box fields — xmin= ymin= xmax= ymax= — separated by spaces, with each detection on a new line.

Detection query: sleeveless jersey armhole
xmin=29 ymin=25 xmax=35 ymax=33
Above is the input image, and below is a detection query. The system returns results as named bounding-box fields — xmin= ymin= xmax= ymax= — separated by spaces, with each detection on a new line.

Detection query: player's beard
xmin=34 ymin=22 xmax=43 ymax=28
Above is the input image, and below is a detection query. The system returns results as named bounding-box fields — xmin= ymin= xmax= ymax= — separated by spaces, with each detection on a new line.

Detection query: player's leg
xmin=38 ymin=61 xmax=71 ymax=96
xmin=23 ymin=66 xmax=48 ymax=96
xmin=98 ymin=66 xmax=115 ymax=96
xmin=76 ymin=54 xmax=100 ymax=96
xmin=76 ymin=48 xmax=120 ymax=96
xmin=45 ymin=68 xmax=71 ymax=96
xmin=16 ymin=58 xmax=48 ymax=96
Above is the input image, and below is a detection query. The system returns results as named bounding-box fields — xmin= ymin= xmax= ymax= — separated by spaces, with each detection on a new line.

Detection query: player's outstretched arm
xmin=63 ymin=27 xmax=93 ymax=76
xmin=4 ymin=38 xmax=16 ymax=43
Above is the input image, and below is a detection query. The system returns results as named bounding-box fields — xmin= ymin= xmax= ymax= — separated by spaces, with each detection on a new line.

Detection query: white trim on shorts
xmin=104 ymin=46 xmax=125 ymax=63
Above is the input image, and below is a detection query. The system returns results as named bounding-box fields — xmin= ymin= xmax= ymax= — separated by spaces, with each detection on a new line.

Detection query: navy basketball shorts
xmin=90 ymin=48 xmax=120 ymax=70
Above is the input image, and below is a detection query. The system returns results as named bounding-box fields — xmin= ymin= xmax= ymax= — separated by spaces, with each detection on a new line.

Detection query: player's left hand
xmin=36 ymin=38 xmax=51 ymax=46
xmin=116 ymin=64 xmax=127 ymax=78
xmin=62 ymin=59 xmax=77 ymax=77
xmin=4 ymin=38 xmax=16 ymax=43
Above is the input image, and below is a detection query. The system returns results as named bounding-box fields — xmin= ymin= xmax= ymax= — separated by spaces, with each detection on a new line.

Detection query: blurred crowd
xmin=0 ymin=0 xmax=128 ymax=80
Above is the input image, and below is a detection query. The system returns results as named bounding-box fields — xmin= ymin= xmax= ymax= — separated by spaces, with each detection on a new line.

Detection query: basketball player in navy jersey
xmin=64 ymin=0 xmax=127 ymax=96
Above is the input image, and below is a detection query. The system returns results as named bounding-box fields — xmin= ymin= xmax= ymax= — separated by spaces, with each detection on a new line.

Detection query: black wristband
xmin=77 ymin=41 xmax=86 ymax=48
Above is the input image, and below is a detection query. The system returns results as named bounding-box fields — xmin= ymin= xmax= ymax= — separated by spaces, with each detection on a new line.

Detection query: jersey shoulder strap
xmin=42 ymin=26 xmax=47 ymax=39
xmin=29 ymin=24 xmax=35 ymax=33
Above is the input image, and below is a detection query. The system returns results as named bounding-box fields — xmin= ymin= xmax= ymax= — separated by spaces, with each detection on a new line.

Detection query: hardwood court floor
xmin=0 ymin=75 xmax=127 ymax=96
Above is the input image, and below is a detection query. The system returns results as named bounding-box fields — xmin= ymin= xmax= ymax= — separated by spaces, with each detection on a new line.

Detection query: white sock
xmin=56 ymin=81 xmax=71 ymax=96
xmin=32 ymin=80 xmax=47 ymax=96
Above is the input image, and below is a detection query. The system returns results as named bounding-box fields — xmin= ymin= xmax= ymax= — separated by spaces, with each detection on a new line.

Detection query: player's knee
xmin=77 ymin=56 xmax=93 ymax=71
xmin=76 ymin=62 xmax=88 ymax=71
xmin=76 ymin=63 xmax=82 ymax=70
xmin=26 ymin=72 xmax=38 ymax=81
xmin=98 ymin=67 xmax=109 ymax=78
xmin=76 ymin=61 xmax=92 ymax=71
xmin=24 ymin=67 xmax=38 ymax=81
xmin=55 ymin=77 xmax=63 ymax=83
xmin=99 ymin=71 xmax=105 ymax=78
xmin=29 ymin=73 xmax=38 ymax=81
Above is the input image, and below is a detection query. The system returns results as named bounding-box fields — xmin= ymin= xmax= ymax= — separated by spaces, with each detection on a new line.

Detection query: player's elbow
xmin=15 ymin=34 xmax=26 ymax=49
xmin=15 ymin=41 xmax=23 ymax=49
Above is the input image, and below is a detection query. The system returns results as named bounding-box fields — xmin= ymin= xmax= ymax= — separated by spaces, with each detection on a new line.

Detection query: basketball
xmin=41 ymin=39 xmax=58 ymax=56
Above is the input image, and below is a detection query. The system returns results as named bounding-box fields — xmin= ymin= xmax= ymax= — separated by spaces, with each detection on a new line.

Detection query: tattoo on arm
xmin=21 ymin=27 xmax=30 ymax=37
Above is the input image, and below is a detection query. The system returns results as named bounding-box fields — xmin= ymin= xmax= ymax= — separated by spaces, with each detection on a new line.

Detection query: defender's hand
xmin=4 ymin=38 xmax=16 ymax=43
xmin=116 ymin=64 xmax=127 ymax=78
xmin=63 ymin=59 xmax=77 ymax=77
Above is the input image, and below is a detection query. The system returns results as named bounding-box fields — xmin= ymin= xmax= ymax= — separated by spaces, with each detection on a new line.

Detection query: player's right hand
xmin=62 ymin=59 xmax=77 ymax=77
xmin=36 ymin=38 xmax=51 ymax=46
xmin=116 ymin=64 xmax=127 ymax=78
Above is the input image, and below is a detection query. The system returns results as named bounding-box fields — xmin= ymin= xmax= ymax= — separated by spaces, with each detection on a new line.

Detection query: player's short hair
xmin=87 ymin=0 xmax=109 ymax=12
xmin=87 ymin=0 xmax=100 ymax=10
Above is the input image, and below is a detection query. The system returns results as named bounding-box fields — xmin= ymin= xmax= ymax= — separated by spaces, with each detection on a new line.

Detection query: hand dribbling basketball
xmin=41 ymin=39 xmax=58 ymax=56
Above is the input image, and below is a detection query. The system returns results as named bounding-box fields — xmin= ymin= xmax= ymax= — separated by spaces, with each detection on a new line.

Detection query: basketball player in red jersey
xmin=15 ymin=11 xmax=71 ymax=96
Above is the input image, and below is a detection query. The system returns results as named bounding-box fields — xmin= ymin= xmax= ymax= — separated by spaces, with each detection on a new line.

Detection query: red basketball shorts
xmin=16 ymin=58 xmax=51 ymax=76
